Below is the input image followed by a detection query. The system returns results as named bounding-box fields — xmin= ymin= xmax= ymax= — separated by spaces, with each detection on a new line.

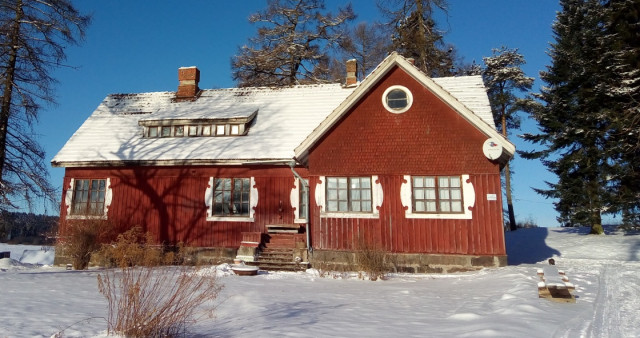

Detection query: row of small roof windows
xmin=145 ymin=123 xmax=246 ymax=138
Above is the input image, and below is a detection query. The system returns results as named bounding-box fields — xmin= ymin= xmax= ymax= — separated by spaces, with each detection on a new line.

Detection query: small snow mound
xmin=0 ymin=257 xmax=36 ymax=271
xmin=448 ymin=313 xmax=482 ymax=321
xmin=20 ymin=249 xmax=55 ymax=265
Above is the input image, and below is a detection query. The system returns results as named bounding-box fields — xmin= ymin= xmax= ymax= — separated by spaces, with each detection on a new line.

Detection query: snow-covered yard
xmin=1 ymin=226 xmax=639 ymax=337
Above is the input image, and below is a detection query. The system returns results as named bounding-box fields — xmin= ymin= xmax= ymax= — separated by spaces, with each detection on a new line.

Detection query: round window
xmin=382 ymin=85 xmax=413 ymax=113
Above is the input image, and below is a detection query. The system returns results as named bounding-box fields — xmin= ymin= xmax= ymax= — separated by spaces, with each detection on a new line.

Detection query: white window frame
xmin=205 ymin=177 xmax=257 ymax=222
xmin=315 ymin=175 xmax=382 ymax=219
xmin=401 ymin=174 xmax=475 ymax=219
xmin=382 ymin=85 xmax=413 ymax=114
xmin=65 ymin=178 xmax=112 ymax=220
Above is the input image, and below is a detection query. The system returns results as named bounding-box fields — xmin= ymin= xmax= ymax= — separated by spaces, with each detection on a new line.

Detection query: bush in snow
xmin=354 ymin=237 xmax=389 ymax=281
xmin=57 ymin=220 xmax=113 ymax=270
xmin=96 ymin=227 xmax=223 ymax=337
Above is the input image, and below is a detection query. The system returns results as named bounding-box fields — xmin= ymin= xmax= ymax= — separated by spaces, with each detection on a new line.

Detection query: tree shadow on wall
xmin=505 ymin=227 xmax=561 ymax=265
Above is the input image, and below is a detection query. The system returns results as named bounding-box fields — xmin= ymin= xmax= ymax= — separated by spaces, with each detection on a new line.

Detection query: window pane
xmin=338 ymin=201 xmax=348 ymax=211
xmin=415 ymin=189 xmax=425 ymax=200
xmin=362 ymin=189 xmax=371 ymax=201
xmin=360 ymin=178 xmax=371 ymax=188
xmin=450 ymin=177 xmax=461 ymax=187
xmin=175 ymin=126 xmax=184 ymax=136
xmin=338 ymin=189 xmax=347 ymax=200
xmin=440 ymin=202 xmax=450 ymax=212
xmin=387 ymin=89 xmax=408 ymax=109
xmin=216 ymin=125 xmax=225 ymax=135
xmin=351 ymin=189 xmax=360 ymax=200
xmin=415 ymin=201 xmax=425 ymax=212
xmin=230 ymin=125 xmax=240 ymax=135
xmin=188 ymin=126 xmax=198 ymax=136
xmin=351 ymin=201 xmax=361 ymax=212
xmin=451 ymin=201 xmax=462 ymax=212
xmin=148 ymin=127 xmax=158 ymax=137
xmin=439 ymin=177 xmax=449 ymax=187
xmin=440 ymin=189 xmax=450 ymax=199
xmin=202 ymin=125 xmax=211 ymax=136
xmin=338 ymin=178 xmax=348 ymax=189
xmin=426 ymin=188 xmax=436 ymax=199
xmin=427 ymin=201 xmax=437 ymax=212
xmin=328 ymin=201 xmax=338 ymax=211
xmin=327 ymin=189 xmax=338 ymax=200
xmin=413 ymin=177 xmax=424 ymax=188
xmin=425 ymin=177 xmax=435 ymax=187
xmin=451 ymin=189 xmax=461 ymax=200
xmin=161 ymin=126 xmax=171 ymax=137
xmin=361 ymin=202 xmax=372 ymax=212
xmin=327 ymin=178 xmax=337 ymax=189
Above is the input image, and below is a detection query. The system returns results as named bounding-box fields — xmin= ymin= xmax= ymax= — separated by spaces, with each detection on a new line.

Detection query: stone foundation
xmin=310 ymin=250 xmax=507 ymax=274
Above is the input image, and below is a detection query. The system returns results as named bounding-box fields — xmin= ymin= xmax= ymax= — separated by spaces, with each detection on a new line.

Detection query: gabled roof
xmin=294 ymin=52 xmax=514 ymax=163
xmin=52 ymin=85 xmax=356 ymax=167
xmin=52 ymin=53 xmax=512 ymax=168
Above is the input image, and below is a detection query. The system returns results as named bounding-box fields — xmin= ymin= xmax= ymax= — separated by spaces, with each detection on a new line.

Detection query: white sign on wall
xmin=487 ymin=194 xmax=497 ymax=201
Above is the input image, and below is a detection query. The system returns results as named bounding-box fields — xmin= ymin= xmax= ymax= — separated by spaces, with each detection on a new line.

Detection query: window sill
xmin=405 ymin=212 xmax=471 ymax=220
xmin=321 ymin=212 xmax=379 ymax=219
xmin=66 ymin=215 xmax=107 ymax=220
xmin=206 ymin=216 xmax=255 ymax=222
xmin=294 ymin=218 xmax=307 ymax=224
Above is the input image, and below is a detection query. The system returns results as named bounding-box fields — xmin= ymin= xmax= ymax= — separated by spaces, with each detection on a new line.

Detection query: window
xmin=382 ymin=85 xmax=413 ymax=113
xmin=412 ymin=176 xmax=463 ymax=213
xmin=161 ymin=126 xmax=171 ymax=137
xmin=174 ymin=125 xmax=184 ymax=137
xmin=148 ymin=127 xmax=158 ymax=138
xmin=216 ymin=125 xmax=226 ymax=136
xmin=188 ymin=125 xmax=198 ymax=136
xmin=299 ymin=179 xmax=308 ymax=220
xmin=202 ymin=125 xmax=211 ymax=136
xmin=213 ymin=178 xmax=250 ymax=216
xmin=230 ymin=124 xmax=240 ymax=135
xmin=326 ymin=177 xmax=372 ymax=212
xmin=71 ymin=179 xmax=106 ymax=216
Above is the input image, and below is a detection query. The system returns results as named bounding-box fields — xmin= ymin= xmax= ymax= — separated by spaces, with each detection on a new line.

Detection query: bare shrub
xmin=57 ymin=220 xmax=113 ymax=270
xmin=94 ymin=226 xmax=166 ymax=268
xmin=97 ymin=265 xmax=222 ymax=337
xmin=354 ymin=237 xmax=388 ymax=281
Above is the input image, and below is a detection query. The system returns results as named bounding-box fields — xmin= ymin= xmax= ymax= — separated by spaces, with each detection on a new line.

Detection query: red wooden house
xmin=52 ymin=53 xmax=514 ymax=272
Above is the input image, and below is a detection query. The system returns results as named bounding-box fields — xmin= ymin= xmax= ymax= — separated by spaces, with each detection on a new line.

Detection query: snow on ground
xmin=1 ymin=226 xmax=639 ymax=337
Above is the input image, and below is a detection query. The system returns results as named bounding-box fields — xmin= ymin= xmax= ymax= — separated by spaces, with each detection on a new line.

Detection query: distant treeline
xmin=0 ymin=211 xmax=58 ymax=245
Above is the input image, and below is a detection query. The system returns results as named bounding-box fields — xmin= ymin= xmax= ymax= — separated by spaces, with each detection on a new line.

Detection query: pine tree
xmin=380 ymin=0 xmax=455 ymax=77
xmin=482 ymin=47 xmax=534 ymax=231
xmin=600 ymin=0 xmax=640 ymax=225
xmin=231 ymin=0 xmax=355 ymax=87
xmin=0 ymin=0 xmax=90 ymax=210
xmin=521 ymin=0 xmax=611 ymax=233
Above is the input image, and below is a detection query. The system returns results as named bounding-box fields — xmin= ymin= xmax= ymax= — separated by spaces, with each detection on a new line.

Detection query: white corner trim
xmin=315 ymin=176 xmax=325 ymax=212
xmin=205 ymin=177 xmax=214 ymax=219
xmin=290 ymin=178 xmax=300 ymax=220
xmin=104 ymin=178 xmax=112 ymax=216
xmin=402 ymin=174 xmax=475 ymax=220
xmin=372 ymin=175 xmax=383 ymax=215
xmin=250 ymin=177 xmax=258 ymax=220
xmin=64 ymin=178 xmax=74 ymax=216
xmin=205 ymin=177 xmax=257 ymax=222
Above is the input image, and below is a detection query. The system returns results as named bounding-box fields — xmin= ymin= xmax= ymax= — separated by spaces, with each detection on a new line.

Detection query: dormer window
xmin=139 ymin=109 xmax=258 ymax=139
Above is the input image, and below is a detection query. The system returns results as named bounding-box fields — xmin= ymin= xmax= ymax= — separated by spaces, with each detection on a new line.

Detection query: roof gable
xmin=294 ymin=52 xmax=514 ymax=163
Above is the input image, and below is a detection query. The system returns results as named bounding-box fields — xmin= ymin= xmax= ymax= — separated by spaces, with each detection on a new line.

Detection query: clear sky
xmin=32 ymin=0 xmax=569 ymax=226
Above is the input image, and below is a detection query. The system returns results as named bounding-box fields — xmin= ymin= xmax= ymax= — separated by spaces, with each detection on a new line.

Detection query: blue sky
xmin=34 ymin=1 xmax=568 ymax=226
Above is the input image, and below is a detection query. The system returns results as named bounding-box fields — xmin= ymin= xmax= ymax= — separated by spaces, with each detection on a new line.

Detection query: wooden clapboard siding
xmin=60 ymin=166 xmax=303 ymax=248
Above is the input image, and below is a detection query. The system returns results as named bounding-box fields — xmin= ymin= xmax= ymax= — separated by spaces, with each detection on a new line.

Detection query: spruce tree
xmin=482 ymin=47 xmax=534 ymax=231
xmin=521 ymin=0 xmax=611 ymax=233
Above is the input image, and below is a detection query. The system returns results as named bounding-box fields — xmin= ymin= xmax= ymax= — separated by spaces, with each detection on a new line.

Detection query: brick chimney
xmin=176 ymin=66 xmax=200 ymax=101
xmin=345 ymin=59 xmax=358 ymax=87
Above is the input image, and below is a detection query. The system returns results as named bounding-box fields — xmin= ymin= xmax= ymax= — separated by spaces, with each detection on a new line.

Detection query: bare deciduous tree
xmin=0 ymin=0 xmax=90 ymax=210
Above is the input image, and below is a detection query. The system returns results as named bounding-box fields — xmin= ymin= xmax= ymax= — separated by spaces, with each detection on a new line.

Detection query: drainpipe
xmin=289 ymin=161 xmax=312 ymax=254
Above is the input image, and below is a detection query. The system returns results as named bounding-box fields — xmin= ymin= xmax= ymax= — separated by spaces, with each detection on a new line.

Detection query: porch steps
xmin=249 ymin=233 xmax=308 ymax=272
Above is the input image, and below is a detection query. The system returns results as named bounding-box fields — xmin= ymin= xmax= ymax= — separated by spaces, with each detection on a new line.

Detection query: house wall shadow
xmin=505 ymin=227 xmax=561 ymax=265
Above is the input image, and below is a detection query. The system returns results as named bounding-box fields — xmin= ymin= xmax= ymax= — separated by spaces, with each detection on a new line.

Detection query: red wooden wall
xmin=60 ymin=166 xmax=303 ymax=248
xmin=306 ymin=66 xmax=506 ymax=256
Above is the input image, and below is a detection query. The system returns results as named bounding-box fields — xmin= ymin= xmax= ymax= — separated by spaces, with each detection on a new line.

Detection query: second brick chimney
xmin=176 ymin=66 xmax=200 ymax=101
xmin=345 ymin=59 xmax=358 ymax=87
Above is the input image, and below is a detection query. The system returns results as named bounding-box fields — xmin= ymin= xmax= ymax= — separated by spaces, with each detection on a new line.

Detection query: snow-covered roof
xmin=52 ymin=54 xmax=504 ymax=167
